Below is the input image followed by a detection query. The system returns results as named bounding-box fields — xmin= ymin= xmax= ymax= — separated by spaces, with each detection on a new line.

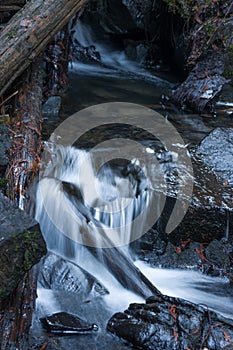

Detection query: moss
xmin=22 ymin=231 xmax=40 ymax=270
xmin=8 ymin=30 xmax=16 ymax=38
xmin=223 ymin=45 xmax=233 ymax=78
xmin=0 ymin=178 xmax=8 ymax=192
xmin=204 ymin=23 xmax=215 ymax=36
xmin=13 ymin=230 xmax=41 ymax=271
xmin=162 ymin=0 xmax=196 ymax=19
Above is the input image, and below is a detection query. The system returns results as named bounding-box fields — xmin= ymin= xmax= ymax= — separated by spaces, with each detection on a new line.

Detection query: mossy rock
xmin=0 ymin=194 xmax=47 ymax=301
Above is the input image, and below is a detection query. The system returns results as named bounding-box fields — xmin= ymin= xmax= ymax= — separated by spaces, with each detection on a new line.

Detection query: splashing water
xmin=35 ymin=142 xmax=233 ymax=320
xmin=70 ymin=20 xmax=171 ymax=85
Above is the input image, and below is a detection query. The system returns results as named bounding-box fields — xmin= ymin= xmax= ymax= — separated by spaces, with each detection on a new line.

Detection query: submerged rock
xmin=108 ymin=294 xmax=233 ymax=349
xmin=38 ymin=252 xmax=109 ymax=300
xmin=41 ymin=312 xmax=98 ymax=334
xmin=0 ymin=193 xmax=46 ymax=300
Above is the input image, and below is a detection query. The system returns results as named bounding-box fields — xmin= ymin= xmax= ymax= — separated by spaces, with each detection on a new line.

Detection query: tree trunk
xmin=0 ymin=0 xmax=87 ymax=97
xmin=6 ymin=57 xmax=43 ymax=207
xmin=0 ymin=268 xmax=38 ymax=350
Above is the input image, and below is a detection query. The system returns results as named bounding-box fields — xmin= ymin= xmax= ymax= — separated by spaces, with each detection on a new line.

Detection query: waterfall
xmin=70 ymin=20 xmax=170 ymax=85
xmin=34 ymin=142 xmax=233 ymax=322
xmin=35 ymin=143 xmax=160 ymax=298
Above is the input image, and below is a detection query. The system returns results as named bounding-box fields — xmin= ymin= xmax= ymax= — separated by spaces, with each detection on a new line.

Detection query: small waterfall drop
xmin=35 ymin=142 xmax=233 ymax=322
xmin=35 ymin=143 xmax=160 ymax=299
xmin=70 ymin=20 xmax=170 ymax=85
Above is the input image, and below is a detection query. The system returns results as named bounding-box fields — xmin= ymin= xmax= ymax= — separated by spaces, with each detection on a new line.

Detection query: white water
xmin=71 ymin=20 xmax=171 ymax=85
xmin=35 ymin=143 xmax=233 ymax=322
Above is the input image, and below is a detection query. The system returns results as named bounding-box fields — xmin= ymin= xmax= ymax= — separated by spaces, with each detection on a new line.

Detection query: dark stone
xmin=107 ymin=295 xmax=233 ymax=349
xmin=134 ymin=134 xmax=233 ymax=277
xmin=41 ymin=312 xmax=98 ymax=334
xmin=38 ymin=252 xmax=109 ymax=299
xmin=205 ymin=239 xmax=231 ymax=269
xmin=173 ymin=51 xmax=229 ymax=113
xmin=197 ymin=127 xmax=233 ymax=186
xmin=0 ymin=193 xmax=47 ymax=300
xmin=42 ymin=96 xmax=62 ymax=119
xmin=0 ymin=123 xmax=10 ymax=178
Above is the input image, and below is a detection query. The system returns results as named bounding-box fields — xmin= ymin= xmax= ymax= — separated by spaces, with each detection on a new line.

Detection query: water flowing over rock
xmin=39 ymin=252 xmax=109 ymax=299
xmin=107 ymin=295 xmax=233 ymax=349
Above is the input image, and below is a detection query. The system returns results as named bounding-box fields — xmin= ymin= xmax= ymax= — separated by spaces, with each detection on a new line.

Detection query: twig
xmin=0 ymin=91 xmax=18 ymax=107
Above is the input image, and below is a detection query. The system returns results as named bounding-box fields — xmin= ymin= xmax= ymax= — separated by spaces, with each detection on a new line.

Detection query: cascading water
xmin=35 ymin=142 xmax=161 ymax=299
xmin=34 ymin=141 xmax=233 ymax=323
xmin=32 ymin=20 xmax=233 ymax=346
xmin=70 ymin=20 xmax=170 ymax=85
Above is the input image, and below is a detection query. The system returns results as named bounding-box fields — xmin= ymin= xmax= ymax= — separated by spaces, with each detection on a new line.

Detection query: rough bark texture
xmin=0 ymin=268 xmax=39 ymax=350
xmin=0 ymin=0 xmax=87 ymax=97
xmin=44 ymin=24 xmax=70 ymax=98
xmin=6 ymin=58 xmax=43 ymax=207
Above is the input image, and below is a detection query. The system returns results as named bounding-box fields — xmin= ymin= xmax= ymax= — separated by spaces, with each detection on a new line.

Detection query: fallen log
xmin=6 ymin=57 xmax=43 ymax=207
xmin=0 ymin=0 xmax=87 ymax=97
xmin=0 ymin=269 xmax=38 ymax=350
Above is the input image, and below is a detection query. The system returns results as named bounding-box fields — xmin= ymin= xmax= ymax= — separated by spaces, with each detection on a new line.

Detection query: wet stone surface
xmin=108 ymin=295 xmax=233 ymax=350
xmin=0 ymin=193 xmax=46 ymax=300
xmin=41 ymin=312 xmax=98 ymax=334
xmin=197 ymin=127 xmax=233 ymax=186
xmin=39 ymin=252 xmax=109 ymax=300
xmin=0 ymin=123 xmax=10 ymax=179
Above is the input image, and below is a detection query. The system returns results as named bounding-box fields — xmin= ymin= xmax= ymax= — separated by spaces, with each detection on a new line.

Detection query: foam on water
xmin=35 ymin=143 xmax=233 ymax=321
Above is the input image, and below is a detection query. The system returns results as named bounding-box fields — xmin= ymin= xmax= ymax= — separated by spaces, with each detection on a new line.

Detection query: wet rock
xmin=173 ymin=51 xmax=229 ymax=113
xmin=107 ymin=294 xmax=233 ymax=349
xmin=134 ymin=139 xmax=233 ymax=276
xmin=38 ymin=252 xmax=109 ymax=299
xmin=78 ymin=0 xmax=160 ymax=67
xmin=42 ymin=96 xmax=61 ymax=119
xmin=0 ymin=123 xmax=10 ymax=179
xmin=41 ymin=312 xmax=98 ymax=334
xmin=71 ymin=39 xmax=101 ymax=64
xmin=197 ymin=127 xmax=233 ymax=186
xmin=205 ymin=239 xmax=231 ymax=269
xmin=124 ymin=41 xmax=149 ymax=65
xmin=0 ymin=193 xmax=46 ymax=300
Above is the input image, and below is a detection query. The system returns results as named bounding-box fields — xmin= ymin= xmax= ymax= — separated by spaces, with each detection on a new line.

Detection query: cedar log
xmin=6 ymin=58 xmax=43 ymax=207
xmin=0 ymin=0 xmax=87 ymax=97
xmin=0 ymin=268 xmax=38 ymax=350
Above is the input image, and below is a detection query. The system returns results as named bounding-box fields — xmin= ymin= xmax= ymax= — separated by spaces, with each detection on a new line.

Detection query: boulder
xmin=38 ymin=252 xmax=109 ymax=300
xmin=0 ymin=193 xmax=46 ymax=300
xmin=108 ymin=294 xmax=233 ymax=349
xmin=197 ymin=127 xmax=233 ymax=186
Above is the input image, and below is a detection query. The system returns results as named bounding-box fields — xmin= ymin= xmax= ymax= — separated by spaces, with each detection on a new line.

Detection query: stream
xmin=30 ymin=23 xmax=233 ymax=350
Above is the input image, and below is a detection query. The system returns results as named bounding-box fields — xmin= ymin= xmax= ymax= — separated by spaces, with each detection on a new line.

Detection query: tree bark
xmin=6 ymin=57 xmax=43 ymax=207
xmin=0 ymin=0 xmax=87 ymax=97
xmin=0 ymin=268 xmax=38 ymax=350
